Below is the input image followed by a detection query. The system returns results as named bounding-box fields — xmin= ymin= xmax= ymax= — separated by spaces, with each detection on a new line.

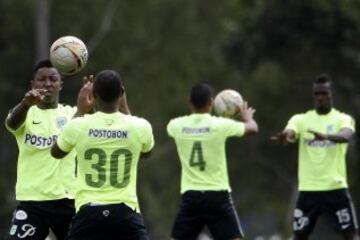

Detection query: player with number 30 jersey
xmin=52 ymin=70 xmax=154 ymax=240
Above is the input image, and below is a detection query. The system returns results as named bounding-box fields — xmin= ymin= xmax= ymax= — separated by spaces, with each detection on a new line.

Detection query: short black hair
xmin=190 ymin=82 xmax=213 ymax=109
xmin=94 ymin=70 xmax=124 ymax=102
xmin=314 ymin=73 xmax=334 ymax=91
xmin=315 ymin=73 xmax=332 ymax=85
xmin=33 ymin=59 xmax=54 ymax=74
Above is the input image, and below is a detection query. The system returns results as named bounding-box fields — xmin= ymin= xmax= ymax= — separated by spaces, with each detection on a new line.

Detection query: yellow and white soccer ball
xmin=50 ymin=36 xmax=88 ymax=75
xmin=213 ymin=89 xmax=243 ymax=118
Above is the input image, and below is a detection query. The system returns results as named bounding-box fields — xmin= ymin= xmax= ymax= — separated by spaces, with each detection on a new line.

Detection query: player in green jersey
xmin=5 ymin=60 xmax=92 ymax=240
xmin=51 ymin=70 xmax=154 ymax=240
xmin=167 ymin=82 xmax=258 ymax=240
xmin=272 ymin=74 xmax=359 ymax=240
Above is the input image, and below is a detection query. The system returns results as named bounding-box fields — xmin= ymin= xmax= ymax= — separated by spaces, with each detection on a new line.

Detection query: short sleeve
xmin=57 ymin=119 xmax=80 ymax=152
xmin=285 ymin=114 xmax=303 ymax=134
xmin=167 ymin=119 xmax=175 ymax=138
xmin=4 ymin=107 xmax=31 ymax=136
xmin=5 ymin=113 xmax=25 ymax=135
xmin=220 ymin=118 xmax=245 ymax=138
xmin=138 ymin=119 xmax=154 ymax=153
xmin=339 ymin=114 xmax=355 ymax=132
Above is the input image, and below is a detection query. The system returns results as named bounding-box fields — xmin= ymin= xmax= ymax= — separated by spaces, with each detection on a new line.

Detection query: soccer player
xmin=51 ymin=70 xmax=154 ymax=240
xmin=167 ymin=82 xmax=258 ymax=240
xmin=5 ymin=60 xmax=91 ymax=240
xmin=271 ymin=74 xmax=359 ymax=240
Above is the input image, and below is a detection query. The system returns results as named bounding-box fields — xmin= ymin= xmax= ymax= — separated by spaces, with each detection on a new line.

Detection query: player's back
xmin=61 ymin=111 xmax=153 ymax=211
xmin=167 ymin=113 xmax=245 ymax=193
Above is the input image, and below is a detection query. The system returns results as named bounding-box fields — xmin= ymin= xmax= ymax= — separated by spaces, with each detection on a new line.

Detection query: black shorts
xmin=66 ymin=203 xmax=149 ymax=240
xmin=293 ymin=189 xmax=358 ymax=235
xmin=171 ymin=190 xmax=244 ymax=240
xmin=7 ymin=198 xmax=75 ymax=240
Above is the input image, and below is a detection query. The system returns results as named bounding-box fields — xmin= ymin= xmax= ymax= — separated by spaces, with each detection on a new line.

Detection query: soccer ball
xmin=50 ymin=36 xmax=88 ymax=75
xmin=214 ymin=89 xmax=243 ymax=118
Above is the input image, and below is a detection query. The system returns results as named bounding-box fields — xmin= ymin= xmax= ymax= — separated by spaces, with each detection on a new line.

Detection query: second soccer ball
xmin=214 ymin=89 xmax=243 ymax=118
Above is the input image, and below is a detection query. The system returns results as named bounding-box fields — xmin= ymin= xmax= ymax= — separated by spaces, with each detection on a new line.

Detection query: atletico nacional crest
xmin=326 ymin=124 xmax=333 ymax=134
xmin=56 ymin=117 xmax=67 ymax=130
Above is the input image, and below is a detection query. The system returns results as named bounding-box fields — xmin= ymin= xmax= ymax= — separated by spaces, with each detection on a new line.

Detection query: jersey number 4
xmin=189 ymin=141 xmax=206 ymax=171
xmin=84 ymin=148 xmax=132 ymax=188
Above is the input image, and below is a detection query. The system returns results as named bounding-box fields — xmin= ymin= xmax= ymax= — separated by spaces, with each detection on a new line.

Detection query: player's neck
xmin=190 ymin=102 xmax=212 ymax=113
xmin=96 ymin=102 xmax=118 ymax=113
xmin=37 ymin=101 xmax=58 ymax=109
xmin=192 ymin=108 xmax=211 ymax=114
xmin=315 ymin=107 xmax=332 ymax=115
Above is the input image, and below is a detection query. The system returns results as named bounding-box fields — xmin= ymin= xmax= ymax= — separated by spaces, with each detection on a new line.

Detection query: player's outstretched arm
xmin=270 ymin=129 xmax=296 ymax=145
xmin=74 ymin=77 xmax=95 ymax=118
xmin=308 ymin=128 xmax=353 ymax=143
xmin=6 ymin=89 xmax=47 ymax=130
xmin=239 ymin=101 xmax=258 ymax=135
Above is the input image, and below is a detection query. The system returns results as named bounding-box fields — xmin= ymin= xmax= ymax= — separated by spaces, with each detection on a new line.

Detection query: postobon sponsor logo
xmin=15 ymin=210 xmax=28 ymax=220
xmin=24 ymin=134 xmax=57 ymax=148
xmin=304 ymin=138 xmax=336 ymax=148
xmin=88 ymin=129 xmax=128 ymax=139
xmin=17 ymin=224 xmax=36 ymax=238
xmin=182 ymin=127 xmax=210 ymax=134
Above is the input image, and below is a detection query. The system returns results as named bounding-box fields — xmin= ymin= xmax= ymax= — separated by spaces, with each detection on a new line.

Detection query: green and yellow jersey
xmin=5 ymin=104 xmax=77 ymax=201
xmin=167 ymin=113 xmax=245 ymax=193
xmin=57 ymin=112 xmax=154 ymax=211
xmin=285 ymin=109 xmax=355 ymax=191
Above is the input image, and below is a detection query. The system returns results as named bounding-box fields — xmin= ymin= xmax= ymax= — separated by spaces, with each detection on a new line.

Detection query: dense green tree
xmin=1 ymin=0 xmax=360 ymax=239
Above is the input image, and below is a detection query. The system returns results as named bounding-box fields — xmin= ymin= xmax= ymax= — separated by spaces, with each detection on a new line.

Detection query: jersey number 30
xmin=189 ymin=141 xmax=206 ymax=171
xmin=84 ymin=148 xmax=132 ymax=188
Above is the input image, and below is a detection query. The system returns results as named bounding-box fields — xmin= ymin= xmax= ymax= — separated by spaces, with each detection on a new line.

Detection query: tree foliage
xmin=1 ymin=0 xmax=360 ymax=239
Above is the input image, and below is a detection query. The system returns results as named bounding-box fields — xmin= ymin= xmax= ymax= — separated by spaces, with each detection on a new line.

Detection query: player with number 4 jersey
xmin=51 ymin=70 xmax=154 ymax=240
xmin=167 ymin=82 xmax=258 ymax=240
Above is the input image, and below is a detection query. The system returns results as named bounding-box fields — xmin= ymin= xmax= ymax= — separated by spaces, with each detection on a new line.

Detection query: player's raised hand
xmin=22 ymin=89 xmax=47 ymax=106
xmin=238 ymin=101 xmax=258 ymax=134
xmin=270 ymin=130 xmax=296 ymax=145
xmin=82 ymin=75 xmax=94 ymax=84
xmin=238 ymin=101 xmax=256 ymax=122
xmin=119 ymin=88 xmax=131 ymax=115
xmin=75 ymin=77 xmax=94 ymax=117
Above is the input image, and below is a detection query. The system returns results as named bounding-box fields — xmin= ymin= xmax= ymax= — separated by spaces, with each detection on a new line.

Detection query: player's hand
xmin=22 ymin=89 xmax=47 ymax=106
xmin=83 ymin=75 xmax=94 ymax=84
xmin=238 ymin=101 xmax=256 ymax=122
xmin=76 ymin=79 xmax=94 ymax=116
xmin=119 ymin=88 xmax=131 ymax=115
xmin=270 ymin=131 xmax=296 ymax=145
